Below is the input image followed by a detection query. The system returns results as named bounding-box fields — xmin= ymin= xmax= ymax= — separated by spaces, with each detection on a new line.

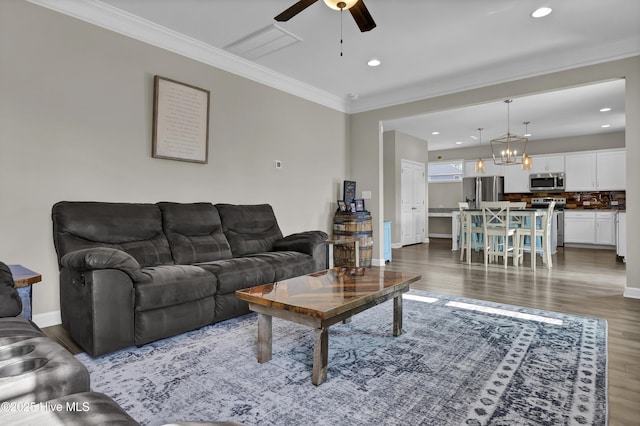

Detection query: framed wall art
xmin=152 ymin=75 xmax=210 ymax=163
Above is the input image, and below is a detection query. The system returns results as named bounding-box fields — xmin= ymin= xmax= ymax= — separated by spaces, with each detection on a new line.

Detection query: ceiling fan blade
xmin=349 ymin=0 xmax=376 ymax=32
xmin=275 ymin=0 xmax=318 ymax=22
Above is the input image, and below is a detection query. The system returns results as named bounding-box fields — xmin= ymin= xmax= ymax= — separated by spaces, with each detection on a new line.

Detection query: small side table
xmin=326 ymin=236 xmax=359 ymax=268
xmin=8 ymin=264 xmax=41 ymax=320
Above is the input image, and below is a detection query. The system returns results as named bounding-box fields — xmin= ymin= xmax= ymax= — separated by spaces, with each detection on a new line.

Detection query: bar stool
xmin=481 ymin=201 xmax=518 ymax=268
xmin=459 ymin=202 xmax=485 ymax=263
xmin=515 ymin=201 xmax=555 ymax=268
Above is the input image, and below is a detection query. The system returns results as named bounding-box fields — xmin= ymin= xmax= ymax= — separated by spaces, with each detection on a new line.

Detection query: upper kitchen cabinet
xmin=596 ymin=149 xmax=626 ymax=190
xmin=565 ymin=149 xmax=626 ymax=191
xmin=503 ymin=165 xmax=529 ymax=193
xmin=530 ymin=155 xmax=565 ymax=174
xmin=565 ymin=152 xmax=596 ymax=191
xmin=464 ymin=159 xmax=504 ymax=177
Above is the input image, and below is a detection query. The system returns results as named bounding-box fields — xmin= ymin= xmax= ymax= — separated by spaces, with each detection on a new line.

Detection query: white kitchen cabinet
xmin=503 ymin=164 xmax=529 ymax=193
xmin=564 ymin=149 xmax=625 ymax=191
xmin=595 ymin=211 xmax=616 ymax=245
xmin=464 ymin=159 xmax=504 ymax=177
xmin=596 ymin=149 xmax=626 ymax=190
xmin=564 ymin=210 xmax=616 ymax=246
xmin=616 ymin=212 xmax=626 ymax=261
xmin=565 ymin=153 xmax=596 ymax=191
xmin=530 ymin=155 xmax=565 ymax=173
xmin=564 ymin=211 xmax=596 ymax=244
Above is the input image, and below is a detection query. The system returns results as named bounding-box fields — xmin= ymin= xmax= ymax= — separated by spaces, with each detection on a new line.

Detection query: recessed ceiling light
xmin=470 ymin=136 xmax=478 ymax=140
xmin=524 ymin=133 xmax=532 ymax=137
xmin=367 ymin=58 xmax=381 ymax=67
xmin=432 ymin=131 xmax=440 ymax=135
xmin=531 ymin=7 xmax=552 ymax=18
xmin=455 ymin=141 xmax=462 ymax=145
xmin=601 ymin=124 xmax=611 ymax=128
xmin=600 ymin=107 xmax=612 ymax=112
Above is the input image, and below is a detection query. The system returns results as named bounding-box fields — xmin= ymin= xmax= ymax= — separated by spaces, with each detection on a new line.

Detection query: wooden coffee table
xmin=236 ymin=267 xmax=421 ymax=385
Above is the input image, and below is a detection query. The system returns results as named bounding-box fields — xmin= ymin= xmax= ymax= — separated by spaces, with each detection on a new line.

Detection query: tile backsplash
xmin=504 ymin=191 xmax=625 ymax=209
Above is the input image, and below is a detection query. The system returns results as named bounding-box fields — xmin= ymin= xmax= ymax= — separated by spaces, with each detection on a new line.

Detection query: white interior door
xmin=401 ymin=160 xmax=426 ymax=246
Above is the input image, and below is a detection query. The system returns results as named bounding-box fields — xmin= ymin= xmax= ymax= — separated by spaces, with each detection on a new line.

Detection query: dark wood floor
xmin=44 ymin=240 xmax=639 ymax=425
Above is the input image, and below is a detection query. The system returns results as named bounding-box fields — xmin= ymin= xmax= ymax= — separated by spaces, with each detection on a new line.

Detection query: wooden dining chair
xmin=481 ymin=201 xmax=518 ymax=268
xmin=515 ymin=201 xmax=555 ymax=268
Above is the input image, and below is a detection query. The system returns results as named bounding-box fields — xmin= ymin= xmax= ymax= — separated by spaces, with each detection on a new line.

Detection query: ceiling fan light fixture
xmin=323 ymin=0 xmax=358 ymax=10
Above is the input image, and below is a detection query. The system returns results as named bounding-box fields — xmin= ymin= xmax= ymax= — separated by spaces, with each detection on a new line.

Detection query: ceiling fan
xmin=275 ymin=0 xmax=377 ymax=32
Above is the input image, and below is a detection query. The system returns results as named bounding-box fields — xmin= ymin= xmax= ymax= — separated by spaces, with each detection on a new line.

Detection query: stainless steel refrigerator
xmin=462 ymin=176 xmax=505 ymax=208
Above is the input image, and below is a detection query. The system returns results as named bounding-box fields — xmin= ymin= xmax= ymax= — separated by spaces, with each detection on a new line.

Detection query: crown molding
xmin=27 ymin=0 xmax=349 ymax=113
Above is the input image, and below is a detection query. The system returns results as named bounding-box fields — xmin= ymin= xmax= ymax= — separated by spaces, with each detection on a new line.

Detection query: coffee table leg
xmin=257 ymin=313 xmax=272 ymax=363
xmin=393 ymin=295 xmax=403 ymax=336
xmin=312 ymin=327 xmax=328 ymax=385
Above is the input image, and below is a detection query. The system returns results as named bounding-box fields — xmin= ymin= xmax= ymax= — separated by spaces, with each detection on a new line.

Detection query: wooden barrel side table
xmin=332 ymin=211 xmax=373 ymax=267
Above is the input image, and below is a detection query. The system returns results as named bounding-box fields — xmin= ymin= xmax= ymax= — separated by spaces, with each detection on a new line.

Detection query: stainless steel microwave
xmin=529 ymin=172 xmax=565 ymax=192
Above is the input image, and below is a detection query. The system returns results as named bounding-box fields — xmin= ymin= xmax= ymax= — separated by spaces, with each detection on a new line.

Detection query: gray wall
xmin=383 ymin=131 xmax=429 ymax=247
xmin=0 ymin=1 xmax=349 ymax=323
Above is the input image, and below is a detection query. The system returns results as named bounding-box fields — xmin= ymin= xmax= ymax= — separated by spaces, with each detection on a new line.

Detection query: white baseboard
xmin=392 ymin=243 xmax=402 ymax=249
xmin=429 ymin=233 xmax=452 ymax=239
xmin=623 ymin=287 xmax=640 ymax=299
xmin=32 ymin=310 xmax=61 ymax=328
xmin=372 ymin=258 xmax=386 ymax=267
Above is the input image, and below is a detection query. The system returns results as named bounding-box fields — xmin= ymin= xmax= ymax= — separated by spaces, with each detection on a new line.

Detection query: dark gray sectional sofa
xmin=52 ymin=202 xmax=328 ymax=357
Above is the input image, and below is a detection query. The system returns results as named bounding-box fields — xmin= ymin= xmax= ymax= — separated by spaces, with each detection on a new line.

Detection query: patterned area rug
xmin=76 ymin=291 xmax=607 ymax=426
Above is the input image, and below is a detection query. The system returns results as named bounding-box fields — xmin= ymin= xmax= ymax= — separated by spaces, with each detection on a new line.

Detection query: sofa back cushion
xmin=52 ymin=202 xmax=173 ymax=268
xmin=215 ymin=204 xmax=284 ymax=257
xmin=157 ymin=202 xmax=232 ymax=264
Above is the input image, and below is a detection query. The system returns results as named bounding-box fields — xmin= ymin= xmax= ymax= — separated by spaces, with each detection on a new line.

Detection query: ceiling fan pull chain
xmin=340 ymin=6 xmax=344 ymax=56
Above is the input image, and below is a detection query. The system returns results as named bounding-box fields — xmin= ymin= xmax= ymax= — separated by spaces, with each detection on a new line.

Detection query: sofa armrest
xmin=61 ymin=247 xmax=145 ymax=282
xmin=273 ymin=231 xmax=328 ymax=256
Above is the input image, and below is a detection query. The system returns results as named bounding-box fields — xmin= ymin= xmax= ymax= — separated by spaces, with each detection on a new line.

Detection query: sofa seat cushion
xmin=136 ymin=265 xmax=215 ymax=311
xmin=158 ymin=202 xmax=233 ymax=264
xmin=197 ymin=257 xmax=275 ymax=294
xmin=215 ymin=204 xmax=284 ymax=257
xmin=248 ymin=251 xmax=317 ymax=281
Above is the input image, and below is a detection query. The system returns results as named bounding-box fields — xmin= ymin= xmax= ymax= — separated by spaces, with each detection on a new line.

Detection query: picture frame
xmin=350 ymin=202 xmax=357 ymax=213
xmin=152 ymin=75 xmax=210 ymax=164
xmin=337 ymin=200 xmax=347 ymax=212
xmin=354 ymin=198 xmax=365 ymax=212
xmin=343 ymin=180 xmax=356 ymax=204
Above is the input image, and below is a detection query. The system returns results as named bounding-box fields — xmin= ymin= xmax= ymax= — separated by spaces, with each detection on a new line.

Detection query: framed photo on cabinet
xmin=152 ymin=75 xmax=210 ymax=163
xmin=343 ymin=180 xmax=356 ymax=203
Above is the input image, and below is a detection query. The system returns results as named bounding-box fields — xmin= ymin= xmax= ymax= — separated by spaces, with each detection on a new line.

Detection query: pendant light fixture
xmin=522 ymin=121 xmax=533 ymax=171
xmin=490 ymin=99 xmax=530 ymax=170
xmin=475 ymin=128 xmax=485 ymax=174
